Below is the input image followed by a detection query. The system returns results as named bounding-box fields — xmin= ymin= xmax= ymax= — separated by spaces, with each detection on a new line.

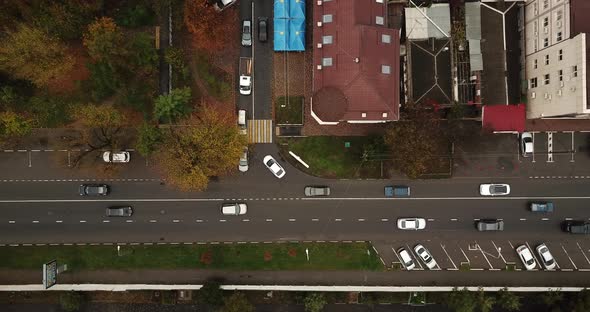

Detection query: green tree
xmin=496 ymin=288 xmax=521 ymax=311
xmin=27 ymin=95 xmax=72 ymax=127
xmin=198 ymin=279 xmax=224 ymax=306
xmin=83 ymin=17 xmax=126 ymax=62
xmin=541 ymin=289 xmax=563 ymax=307
xmin=304 ymin=293 xmax=327 ymax=312
xmin=0 ymin=111 xmax=32 ymax=139
xmin=446 ymin=288 xmax=477 ymax=312
xmin=476 ymin=289 xmax=495 ymax=312
xmin=35 ymin=0 xmax=104 ymax=40
xmin=573 ymin=289 xmax=590 ymax=312
xmin=59 ymin=291 xmax=84 ymax=312
xmin=85 ymin=60 xmax=121 ymax=101
xmin=136 ymin=122 xmax=162 ymax=156
xmin=157 ymin=104 xmax=246 ymax=191
xmin=154 ymin=87 xmax=192 ymax=123
xmin=128 ymin=32 xmax=159 ymax=74
xmin=219 ymin=292 xmax=254 ymax=312
xmin=0 ymin=24 xmax=75 ymax=87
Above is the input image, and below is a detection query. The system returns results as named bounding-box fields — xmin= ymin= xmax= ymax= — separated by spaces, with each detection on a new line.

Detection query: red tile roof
xmin=482 ymin=104 xmax=526 ymax=133
xmin=312 ymin=0 xmax=400 ymax=123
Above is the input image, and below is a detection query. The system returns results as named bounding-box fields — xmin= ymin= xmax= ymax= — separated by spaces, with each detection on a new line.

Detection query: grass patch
xmin=460 ymin=263 xmax=471 ymax=271
xmin=0 ymin=242 xmax=383 ymax=271
xmin=275 ymin=96 xmax=303 ymax=125
xmin=506 ymin=263 xmax=516 ymax=271
xmin=280 ymin=136 xmax=383 ymax=178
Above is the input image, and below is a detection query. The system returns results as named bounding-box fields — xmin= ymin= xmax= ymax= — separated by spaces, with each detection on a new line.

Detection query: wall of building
xmin=524 ymin=0 xmax=571 ymax=56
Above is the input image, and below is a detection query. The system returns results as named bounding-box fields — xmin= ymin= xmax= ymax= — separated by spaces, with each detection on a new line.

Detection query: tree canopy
xmin=304 ymin=293 xmax=327 ymax=312
xmin=219 ymin=292 xmax=254 ymax=312
xmin=83 ymin=17 xmax=126 ymax=62
xmin=184 ymin=1 xmax=238 ymax=53
xmin=154 ymin=87 xmax=193 ymax=123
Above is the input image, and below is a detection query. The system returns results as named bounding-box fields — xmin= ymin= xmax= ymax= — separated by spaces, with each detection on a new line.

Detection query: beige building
xmin=524 ymin=0 xmax=590 ymax=118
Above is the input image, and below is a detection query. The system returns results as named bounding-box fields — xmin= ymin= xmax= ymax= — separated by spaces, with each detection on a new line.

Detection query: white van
xmin=238 ymin=110 xmax=247 ymax=135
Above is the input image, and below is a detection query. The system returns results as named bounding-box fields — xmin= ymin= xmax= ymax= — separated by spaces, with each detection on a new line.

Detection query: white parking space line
xmin=491 ymin=241 xmax=507 ymax=264
xmin=28 ymin=151 xmax=32 ymax=168
xmin=391 ymin=247 xmax=403 ymax=265
xmin=476 ymin=243 xmax=494 ymax=269
xmin=570 ymin=131 xmax=575 ymax=162
xmin=440 ymin=243 xmax=458 ymax=270
xmin=532 ymin=132 xmax=536 ymax=163
xmin=577 ymin=242 xmax=590 ymax=265
xmin=561 ymin=244 xmax=578 ymax=270
xmin=407 ymin=244 xmax=424 ymax=270
xmin=526 ymin=242 xmax=542 ymax=270
xmin=459 ymin=247 xmax=470 ymax=266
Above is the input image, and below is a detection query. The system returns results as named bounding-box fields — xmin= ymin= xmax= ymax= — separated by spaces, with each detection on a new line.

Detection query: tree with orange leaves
xmin=183 ymin=0 xmax=238 ymax=53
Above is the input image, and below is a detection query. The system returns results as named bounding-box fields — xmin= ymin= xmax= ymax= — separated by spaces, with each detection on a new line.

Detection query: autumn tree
xmin=0 ymin=24 xmax=75 ymax=87
xmin=136 ymin=122 xmax=162 ymax=156
xmin=0 ymin=111 xmax=33 ymax=140
xmin=35 ymin=0 xmax=104 ymax=40
xmin=156 ymin=103 xmax=247 ymax=191
xmin=184 ymin=0 xmax=238 ymax=53
xmin=83 ymin=17 xmax=126 ymax=62
xmin=384 ymin=107 xmax=442 ymax=178
xmin=219 ymin=292 xmax=254 ymax=312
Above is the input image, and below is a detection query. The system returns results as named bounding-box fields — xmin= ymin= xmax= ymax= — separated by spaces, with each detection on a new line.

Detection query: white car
xmin=536 ymin=243 xmax=556 ymax=270
xmin=238 ymin=147 xmax=248 ymax=172
xmin=521 ymin=132 xmax=533 ymax=157
xmin=414 ymin=244 xmax=437 ymax=269
xmin=479 ymin=183 xmax=510 ymax=196
xmin=103 ymin=151 xmax=130 ymax=163
xmin=222 ymin=203 xmax=247 ymax=215
xmin=516 ymin=245 xmax=537 ymax=271
xmin=397 ymin=248 xmax=415 ymax=270
xmin=263 ymin=155 xmax=285 ymax=178
xmin=397 ymin=218 xmax=426 ymax=230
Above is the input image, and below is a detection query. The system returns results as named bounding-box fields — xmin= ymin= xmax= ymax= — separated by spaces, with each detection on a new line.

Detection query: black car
xmin=258 ymin=17 xmax=268 ymax=42
xmin=106 ymin=206 xmax=133 ymax=217
xmin=563 ymin=220 xmax=590 ymax=234
xmin=79 ymin=184 xmax=109 ymax=196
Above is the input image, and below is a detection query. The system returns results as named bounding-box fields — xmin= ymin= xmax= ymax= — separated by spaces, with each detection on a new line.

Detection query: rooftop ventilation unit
xmin=317 ymin=0 xmax=322 ymax=5
xmin=317 ymin=22 xmax=323 ymax=27
xmin=317 ymin=65 xmax=322 ymax=70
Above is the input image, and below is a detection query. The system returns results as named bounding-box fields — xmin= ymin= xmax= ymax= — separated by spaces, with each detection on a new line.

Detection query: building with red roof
xmin=311 ymin=0 xmax=400 ymax=124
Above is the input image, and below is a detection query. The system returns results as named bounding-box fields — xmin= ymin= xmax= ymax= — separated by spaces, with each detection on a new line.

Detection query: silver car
xmin=414 ymin=244 xmax=437 ymax=269
xmin=238 ymin=147 xmax=248 ymax=172
xmin=241 ymin=20 xmax=252 ymax=46
xmin=304 ymin=186 xmax=330 ymax=197
xmin=536 ymin=244 xmax=556 ymax=270
xmin=106 ymin=206 xmax=133 ymax=217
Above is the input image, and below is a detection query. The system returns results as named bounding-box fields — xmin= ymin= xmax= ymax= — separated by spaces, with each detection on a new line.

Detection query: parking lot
xmin=387 ymin=238 xmax=590 ymax=272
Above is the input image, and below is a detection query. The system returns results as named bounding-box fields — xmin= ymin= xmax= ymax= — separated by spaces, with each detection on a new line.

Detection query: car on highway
xmin=241 ymin=20 xmax=252 ymax=46
xmin=103 ymin=151 xmax=130 ymax=163
xmin=397 ymin=248 xmax=415 ymax=270
xmin=384 ymin=185 xmax=410 ymax=197
xmin=238 ymin=147 xmax=249 ymax=172
xmin=476 ymin=219 xmax=504 ymax=231
xmin=106 ymin=206 xmax=133 ymax=217
xmin=79 ymin=184 xmax=109 ymax=196
xmin=563 ymin=220 xmax=590 ymax=234
xmin=536 ymin=243 xmax=556 ymax=270
xmin=263 ymin=155 xmax=285 ymax=178
xmin=222 ymin=203 xmax=247 ymax=215
xmin=516 ymin=245 xmax=537 ymax=270
xmin=521 ymin=132 xmax=533 ymax=157
xmin=258 ymin=17 xmax=268 ymax=42
xmin=397 ymin=218 xmax=426 ymax=230
xmin=414 ymin=244 xmax=437 ymax=269
xmin=304 ymin=186 xmax=330 ymax=197
xmin=530 ymin=202 xmax=554 ymax=213
xmin=479 ymin=183 xmax=510 ymax=196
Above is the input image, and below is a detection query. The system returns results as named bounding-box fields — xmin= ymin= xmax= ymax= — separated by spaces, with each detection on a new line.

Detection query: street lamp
xmin=305 ymin=248 xmax=309 ymax=262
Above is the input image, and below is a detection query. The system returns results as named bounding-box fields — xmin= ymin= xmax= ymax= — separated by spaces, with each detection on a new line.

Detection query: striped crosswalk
xmin=248 ymin=119 xmax=273 ymax=143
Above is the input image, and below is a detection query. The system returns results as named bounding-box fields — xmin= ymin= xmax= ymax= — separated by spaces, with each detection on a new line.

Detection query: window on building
xmin=322 ymin=35 xmax=333 ymax=44
xmin=530 ymin=77 xmax=538 ymax=88
xmin=559 ymin=69 xmax=563 ymax=81
xmin=375 ymin=16 xmax=384 ymax=25
xmin=381 ymin=65 xmax=391 ymax=74
xmin=543 ymin=37 xmax=549 ymax=47
xmin=322 ymin=57 xmax=333 ymax=67
xmin=543 ymin=17 xmax=549 ymax=27
xmin=381 ymin=34 xmax=391 ymax=44
xmin=534 ymin=40 xmax=538 ymax=52
xmin=534 ymin=59 xmax=538 ymax=69
xmin=534 ymin=3 xmax=538 ymax=15
xmin=545 ymin=55 xmax=549 ymax=65
xmin=557 ymin=32 xmax=562 ymax=41
xmin=573 ymin=65 xmax=578 ymax=77
xmin=543 ymin=0 xmax=549 ymax=9
xmin=544 ymin=74 xmax=550 ymax=85
xmin=534 ymin=21 xmax=538 ymax=34
xmin=557 ymin=10 xmax=563 ymax=21
xmin=558 ymin=49 xmax=563 ymax=61
xmin=322 ymin=14 xmax=333 ymax=23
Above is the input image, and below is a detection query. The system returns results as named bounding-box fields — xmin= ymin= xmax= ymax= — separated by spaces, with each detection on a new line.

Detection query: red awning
xmin=482 ymin=104 xmax=526 ymax=133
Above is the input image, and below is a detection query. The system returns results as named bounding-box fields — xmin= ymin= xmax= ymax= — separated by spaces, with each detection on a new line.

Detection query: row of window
xmin=321 ymin=34 xmax=392 ymax=45
xmin=319 ymin=57 xmax=392 ymax=75
xmin=322 ymin=14 xmax=385 ymax=26
xmin=532 ymin=32 xmax=563 ymax=52
xmin=533 ymin=49 xmax=564 ymax=69
xmin=529 ymin=65 xmax=578 ymax=88
xmin=532 ymin=0 xmax=563 ymax=15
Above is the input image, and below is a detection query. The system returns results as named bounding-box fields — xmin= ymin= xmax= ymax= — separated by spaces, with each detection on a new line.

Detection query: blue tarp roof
xmin=273 ymin=0 xmax=306 ymax=51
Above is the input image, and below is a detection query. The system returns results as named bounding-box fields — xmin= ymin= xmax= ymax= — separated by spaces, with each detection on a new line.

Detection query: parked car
xmin=258 ymin=17 xmax=268 ymax=42
xmin=238 ymin=147 xmax=249 ymax=172
xmin=263 ymin=155 xmax=285 ymax=178
xmin=241 ymin=20 xmax=252 ymax=46
xmin=516 ymin=245 xmax=537 ymax=270
xmin=79 ymin=184 xmax=109 ymax=196
xmin=222 ymin=203 xmax=247 ymax=215
xmin=304 ymin=186 xmax=330 ymax=197
xmin=563 ymin=220 xmax=590 ymax=234
xmin=397 ymin=218 xmax=426 ymax=230
xmin=530 ymin=202 xmax=554 ymax=213
xmin=106 ymin=206 xmax=133 ymax=217
xmin=238 ymin=110 xmax=247 ymax=134
xmin=536 ymin=243 xmax=556 ymax=270
xmin=476 ymin=219 xmax=504 ymax=231
xmin=103 ymin=151 xmax=130 ymax=163
xmin=414 ymin=244 xmax=437 ymax=269
xmin=384 ymin=185 xmax=410 ymax=197
xmin=521 ymin=132 xmax=533 ymax=157
xmin=397 ymin=248 xmax=415 ymax=270
xmin=213 ymin=0 xmax=237 ymax=11
xmin=479 ymin=183 xmax=510 ymax=196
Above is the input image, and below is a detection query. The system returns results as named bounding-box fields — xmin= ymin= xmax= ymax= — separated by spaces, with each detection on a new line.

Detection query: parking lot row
xmin=389 ymin=239 xmax=590 ymax=272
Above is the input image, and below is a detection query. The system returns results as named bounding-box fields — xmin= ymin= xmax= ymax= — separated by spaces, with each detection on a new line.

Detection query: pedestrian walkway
xmin=248 ymin=120 xmax=273 ymax=143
